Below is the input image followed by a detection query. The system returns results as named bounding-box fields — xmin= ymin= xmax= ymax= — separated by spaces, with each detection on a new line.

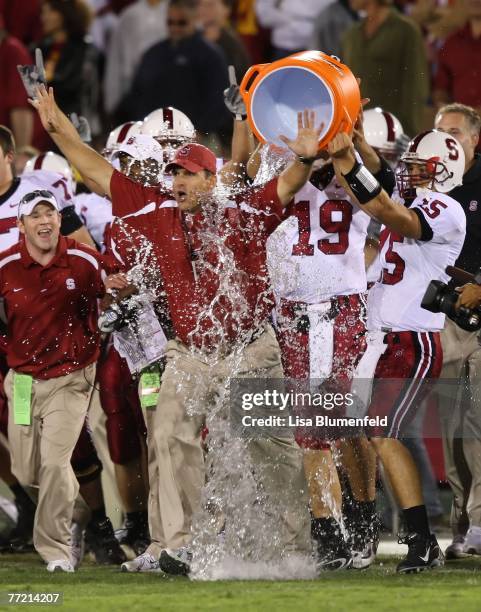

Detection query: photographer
xmin=434 ymin=103 xmax=481 ymax=558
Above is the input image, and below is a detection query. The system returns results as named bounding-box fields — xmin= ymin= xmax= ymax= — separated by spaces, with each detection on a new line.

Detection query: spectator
xmin=103 ymin=0 xmax=169 ymax=117
xmin=0 ymin=0 xmax=42 ymax=46
xmin=232 ymin=0 xmax=271 ymax=64
xmin=310 ymin=0 xmax=359 ymax=59
xmin=433 ymin=0 xmax=481 ymax=115
xmin=34 ymin=0 xmax=100 ymax=148
xmin=0 ymin=12 xmax=34 ymax=147
xmin=342 ymin=0 xmax=429 ymax=136
xmin=199 ymin=0 xmax=250 ymax=80
xmin=120 ymin=0 xmax=231 ymax=138
xmin=255 ymin=0 xmax=329 ymax=59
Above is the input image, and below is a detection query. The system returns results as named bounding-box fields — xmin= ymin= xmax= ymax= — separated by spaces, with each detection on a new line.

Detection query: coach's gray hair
xmin=436 ymin=103 xmax=481 ymax=134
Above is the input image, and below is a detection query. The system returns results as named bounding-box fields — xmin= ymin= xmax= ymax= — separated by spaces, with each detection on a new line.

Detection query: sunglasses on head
xmin=168 ymin=18 xmax=188 ymax=26
xmin=20 ymin=189 xmax=54 ymax=204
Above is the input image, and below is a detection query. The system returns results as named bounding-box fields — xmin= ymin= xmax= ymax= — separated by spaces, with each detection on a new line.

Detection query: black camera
xmin=421 ymin=267 xmax=481 ymax=332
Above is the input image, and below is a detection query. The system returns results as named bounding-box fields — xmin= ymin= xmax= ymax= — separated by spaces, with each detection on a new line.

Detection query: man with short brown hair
xmin=0 ymin=190 xmax=108 ymax=571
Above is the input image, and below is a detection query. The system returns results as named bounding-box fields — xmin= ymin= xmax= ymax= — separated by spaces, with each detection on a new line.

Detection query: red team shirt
xmin=110 ymin=170 xmax=284 ymax=349
xmin=0 ymin=236 xmax=107 ymax=379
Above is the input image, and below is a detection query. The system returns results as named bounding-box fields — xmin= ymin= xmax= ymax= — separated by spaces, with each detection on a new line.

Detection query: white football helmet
xmin=24 ymin=151 xmax=76 ymax=193
xmin=363 ymin=108 xmax=409 ymax=162
xmin=140 ymin=107 xmax=195 ymax=144
xmin=396 ymin=129 xmax=465 ymax=198
xmin=104 ymin=121 xmax=143 ymax=159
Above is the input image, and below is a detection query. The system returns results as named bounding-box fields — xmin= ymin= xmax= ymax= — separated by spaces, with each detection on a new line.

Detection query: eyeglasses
xmin=167 ymin=19 xmax=189 ymax=26
xmin=20 ymin=189 xmax=54 ymax=204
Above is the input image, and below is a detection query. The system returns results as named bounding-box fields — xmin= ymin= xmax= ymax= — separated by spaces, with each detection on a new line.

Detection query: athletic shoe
xmin=396 ymin=532 xmax=444 ymax=573
xmin=121 ymin=551 xmax=162 ymax=573
xmin=70 ymin=521 xmax=85 ymax=569
xmin=445 ymin=535 xmax=468 ymax=560
xmin=315 ymin=534 xmax=353 ymax=571
xmin=159 ymin=547 xmax=192 ymax=576
xmin=84 ymin=517 xmax=127 ymax=565
xmin=462 ymin=526 xmax=481 ymax=555
xmin=351 ymin=514 xmax=380 ymax=570
xmin=115 ymin=515 xmax=150 ymax=556
xmin=0 ymin=498 xmax=35 ymax=553
xmin=46 ymin=560 xmax=74 ymax=573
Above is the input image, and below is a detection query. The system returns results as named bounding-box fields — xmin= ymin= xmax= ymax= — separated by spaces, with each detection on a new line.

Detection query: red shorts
xmin=97 ymin=345 xmax=146 ymax=465
xmin=276 ymin=294 xmax=367 ymax=449
xmin=368 ymin=330 xmax=443 ymax=438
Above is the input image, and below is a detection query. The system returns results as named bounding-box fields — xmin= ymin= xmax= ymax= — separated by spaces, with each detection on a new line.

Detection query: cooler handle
xmin=239 ymin=64 xmax=268 ymax=104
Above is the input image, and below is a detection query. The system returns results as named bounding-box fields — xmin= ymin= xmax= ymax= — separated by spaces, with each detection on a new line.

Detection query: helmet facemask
xmin=396 ymin=155 xmax=453 ymax=200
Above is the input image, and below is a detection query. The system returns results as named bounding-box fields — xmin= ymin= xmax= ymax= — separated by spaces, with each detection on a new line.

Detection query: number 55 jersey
xmin=368 ymin=190 xmax=466 ymax=333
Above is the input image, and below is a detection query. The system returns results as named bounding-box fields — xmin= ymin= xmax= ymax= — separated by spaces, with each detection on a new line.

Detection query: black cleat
xmin=315 ymin=533 xmax=353 ymax=571
xmin=159 ymin=547 xmax=192 ymax=576
xmin=115 ymin=514 xmax=150 ymax=556
xmin=85 ymin=517 xmax=127 ymax=565
xmin=0 ymin=502 xmax=35 ymax=554
xmin=396 ymin=532 xmax=444 ymax=574
xmin=350 ymin=513 xmax=380 ymax=570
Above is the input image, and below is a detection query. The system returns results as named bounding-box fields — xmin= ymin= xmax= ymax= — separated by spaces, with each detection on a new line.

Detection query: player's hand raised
xmin=28 ymin=85 xmax=62 ymax=134
xmin=279 ymin=110 xmax=323 ymax=159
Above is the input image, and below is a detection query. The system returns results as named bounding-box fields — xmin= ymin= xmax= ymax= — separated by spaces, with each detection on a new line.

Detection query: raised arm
xmin=328 ymin=132 xmax=422 ymax=239
xmin=29 ymin=86 xmax=114 ymax=198
xmin=277 ymin=110 xmax=323 ymax=206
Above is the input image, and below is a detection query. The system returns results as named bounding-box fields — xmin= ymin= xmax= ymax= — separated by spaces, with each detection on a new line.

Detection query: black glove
xmin=223 ymin=84 xmax=247 ymax=120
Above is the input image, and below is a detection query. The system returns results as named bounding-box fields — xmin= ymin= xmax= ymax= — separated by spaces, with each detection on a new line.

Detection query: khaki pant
xmin=145 ymin=326 xmax=310 ymax=557
xmin=437 ymin=319 xmax=481 ymax=532
xmin=5 ymin=364 xmax=96 ymax=563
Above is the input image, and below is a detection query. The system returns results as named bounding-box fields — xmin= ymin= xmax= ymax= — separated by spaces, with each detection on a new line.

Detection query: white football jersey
xmin=75 ymin=192 xmax=113 ymax=251
xmin=0 ymin=171 xmax=74 ymax=252
xmin=266 ymin=175 xmax=371 ymax=303
xmin=368 ymin=190 xmax=466 ymax=332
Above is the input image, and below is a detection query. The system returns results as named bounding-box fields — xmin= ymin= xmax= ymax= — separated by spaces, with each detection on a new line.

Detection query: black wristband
xmin=342 ymin=161 xmax=382 ymax=204
xmin=297 ymin=155 xmax=316 ymax=165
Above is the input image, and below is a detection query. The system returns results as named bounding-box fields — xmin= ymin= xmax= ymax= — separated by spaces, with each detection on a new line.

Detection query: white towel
xmin=307 ymin=303 xmax=334 ymax=380
xmin=347 ymin=330 xmax=388 ymax=418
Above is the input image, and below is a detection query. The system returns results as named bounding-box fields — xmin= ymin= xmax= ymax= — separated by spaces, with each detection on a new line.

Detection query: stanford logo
xmin=126 ymin=137 xmax=135 ymax=145
xmin=469 ymin=200 xmax=478 ymax=212
xmin=66 ymin=278 xmax=76 ymax=290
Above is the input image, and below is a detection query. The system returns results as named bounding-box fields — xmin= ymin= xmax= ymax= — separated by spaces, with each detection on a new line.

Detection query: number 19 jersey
xmin=266 ymin=176 xmax=371 ymax=303
xmin=367 ymin=191 xmax=466 ymax=332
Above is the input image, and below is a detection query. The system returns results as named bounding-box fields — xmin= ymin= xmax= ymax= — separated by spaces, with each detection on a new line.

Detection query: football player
xmin=328 ymin=128 xmax=466 ymax=573
xmin=263 ymin=116 xmax=395 ymax=570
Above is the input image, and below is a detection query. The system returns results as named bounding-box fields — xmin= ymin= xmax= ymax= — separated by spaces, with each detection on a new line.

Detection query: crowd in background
xmin=1 ymin=0 xmax=480 ymax=155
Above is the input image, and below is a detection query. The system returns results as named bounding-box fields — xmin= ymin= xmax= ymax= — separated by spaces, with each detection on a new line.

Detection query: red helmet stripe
xmin=382 ymin=112 xmax=395 ymax=142
xmin=163 ymin=108 xmax=174 ymax=130
xmin=117 ymin=122 xmax=135 ymax=144
xmin=408 ymin=130 xmax=431 ymax=153
xmin=33 ymin=153 xmax=46 ymax=170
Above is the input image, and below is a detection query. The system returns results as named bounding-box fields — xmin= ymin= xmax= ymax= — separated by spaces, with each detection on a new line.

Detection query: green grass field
xmin=1 ymin=555 xmax=481 ymax=612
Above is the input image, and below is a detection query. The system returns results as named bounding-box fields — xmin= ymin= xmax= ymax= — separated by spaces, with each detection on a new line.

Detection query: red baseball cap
xmin=165 ymin=143 xmax=217 ymax=175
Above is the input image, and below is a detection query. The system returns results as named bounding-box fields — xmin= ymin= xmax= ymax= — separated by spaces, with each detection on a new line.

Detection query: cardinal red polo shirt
xmin=0 ymin=236 xmax=106 ymax=379
xmin=434 ymin=24 xmax=481 ymax=108
xmin=0 ymin=34 xmax=32 ymax=129
xmin=110 ymin=170 xmax=284 ymax=350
